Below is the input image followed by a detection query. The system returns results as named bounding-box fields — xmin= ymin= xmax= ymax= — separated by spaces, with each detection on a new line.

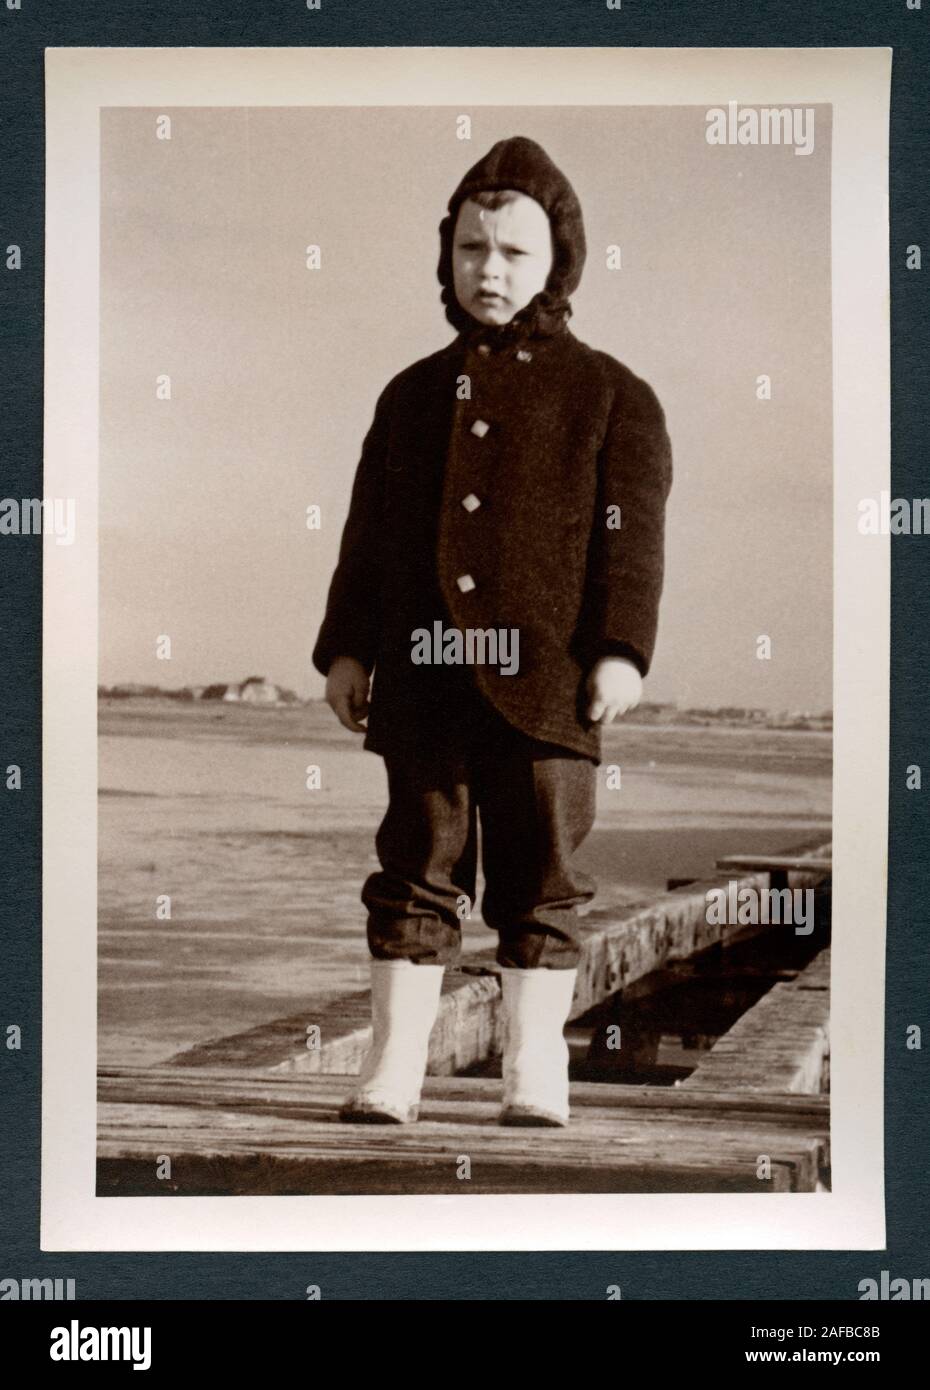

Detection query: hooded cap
xmin=437 ymin=135 xmax=587 ymax=346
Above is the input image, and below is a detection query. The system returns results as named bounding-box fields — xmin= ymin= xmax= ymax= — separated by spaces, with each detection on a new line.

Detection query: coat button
xmin=516 ymin=348 xmax=533 ymax=362
xmin=461 ymin=493 xmax=481 ymax=512
xmin=476 ymin=343 xmax=490 ymax=356
xmin=456 ymin=573 xmax=476 ymax=593
xmin=470 ymin=419 xmax=490 ymax=437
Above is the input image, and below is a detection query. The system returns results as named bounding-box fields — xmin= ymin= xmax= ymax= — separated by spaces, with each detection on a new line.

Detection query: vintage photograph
xmin=95 ymin=102 xmax=833 ymax=1192
xmin=40 ymin=46 xmax=889 ymax=1252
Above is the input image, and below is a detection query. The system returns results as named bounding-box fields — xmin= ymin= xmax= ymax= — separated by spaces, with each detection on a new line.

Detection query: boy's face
xmin=452 ymin=193 xmax=553 ymax=325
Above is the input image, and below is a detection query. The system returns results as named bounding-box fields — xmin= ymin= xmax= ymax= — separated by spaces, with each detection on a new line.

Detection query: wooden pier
xmin=98 ymin=842 xmax=831 ymax=1196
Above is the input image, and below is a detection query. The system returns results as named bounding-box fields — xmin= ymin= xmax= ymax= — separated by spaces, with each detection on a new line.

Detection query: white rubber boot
xmin=498 ymin=966 xmax=578 ymax=1127
xmin=339 ymin=959 xmax=445 ymax=1124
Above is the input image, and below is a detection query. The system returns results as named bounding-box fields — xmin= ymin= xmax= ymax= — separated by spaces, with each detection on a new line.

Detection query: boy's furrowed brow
xmin=456 ymin=233 xmax=530 ymax=253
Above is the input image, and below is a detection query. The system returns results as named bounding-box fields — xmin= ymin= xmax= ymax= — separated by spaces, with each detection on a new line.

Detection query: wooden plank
xmin=97 ymin=1152 xmax=799 ymax=1196
xmin=95 ymin=1127 xmax=809 ymax=1196
xmin=96 ymin=1070 xmax=829 ymax=1195
xmin=99 ymin=1064 xmax=831 ymax=1118
xmin=680 ymin=949 xmax=830 ymax=1095
xmin=163 ymin=838 xmax=832 ymax=1076
xmin=164 ymin=969 xmax=502 ymax=1077
xmin=715 ymin=855 xmax=831 ymax=875
xmin=98 ymin=1064 xmax=832 ymax=1168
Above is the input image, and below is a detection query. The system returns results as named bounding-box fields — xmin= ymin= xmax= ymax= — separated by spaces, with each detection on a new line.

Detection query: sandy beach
xmin=98 ymin=699 xmax=832 ymax=1067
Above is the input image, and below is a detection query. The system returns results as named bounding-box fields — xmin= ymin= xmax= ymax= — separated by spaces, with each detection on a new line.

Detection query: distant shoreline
xmin=97 ymin=693 xmax=833 ymax=736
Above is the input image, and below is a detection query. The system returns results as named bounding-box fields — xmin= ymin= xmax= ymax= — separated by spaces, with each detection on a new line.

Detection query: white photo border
xmin=42 ymin=45 xmax=890 ymax=1252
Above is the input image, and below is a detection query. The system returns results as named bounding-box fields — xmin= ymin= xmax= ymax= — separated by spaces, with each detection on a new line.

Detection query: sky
xmin=100 ymin=103 xmax=833 ymax=713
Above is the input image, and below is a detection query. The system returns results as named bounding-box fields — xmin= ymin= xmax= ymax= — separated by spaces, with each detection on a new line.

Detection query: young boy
xmin=313 ymin=135 xmax=673 ymax=1126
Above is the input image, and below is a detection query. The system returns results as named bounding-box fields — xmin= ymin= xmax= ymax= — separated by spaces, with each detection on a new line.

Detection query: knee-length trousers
xmin=362 ymin=680 xmax=598 ymax=970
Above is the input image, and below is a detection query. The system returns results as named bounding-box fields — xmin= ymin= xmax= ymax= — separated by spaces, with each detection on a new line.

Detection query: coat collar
xmin=446 ymin=311 xmax=574 ymax=364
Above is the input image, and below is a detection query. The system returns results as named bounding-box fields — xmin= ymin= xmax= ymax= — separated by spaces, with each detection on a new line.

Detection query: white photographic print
xmin=42 ymin=46 xmax=889 ymax=1252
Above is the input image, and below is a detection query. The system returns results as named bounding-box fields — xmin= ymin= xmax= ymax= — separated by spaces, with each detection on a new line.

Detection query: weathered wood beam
xmin=680 ymin=949 xmax=830 ymax=1095
xmin=96 ymin=1071 xmax=829 ymax=1195
xmin=715 ymin=855 xmax=832 ymax=874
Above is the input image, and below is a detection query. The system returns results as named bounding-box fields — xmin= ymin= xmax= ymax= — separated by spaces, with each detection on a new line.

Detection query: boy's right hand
xmin=324 ymin=656 xmax=371 ymax=734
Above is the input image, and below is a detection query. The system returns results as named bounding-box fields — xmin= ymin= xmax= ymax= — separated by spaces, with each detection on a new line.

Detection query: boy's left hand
xmin=585 ymin=657 xmax=643 ymax=724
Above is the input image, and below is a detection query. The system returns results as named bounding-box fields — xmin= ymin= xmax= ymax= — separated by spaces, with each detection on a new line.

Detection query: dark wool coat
xmin=312 ymin=137 xmax=673 ymax=763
